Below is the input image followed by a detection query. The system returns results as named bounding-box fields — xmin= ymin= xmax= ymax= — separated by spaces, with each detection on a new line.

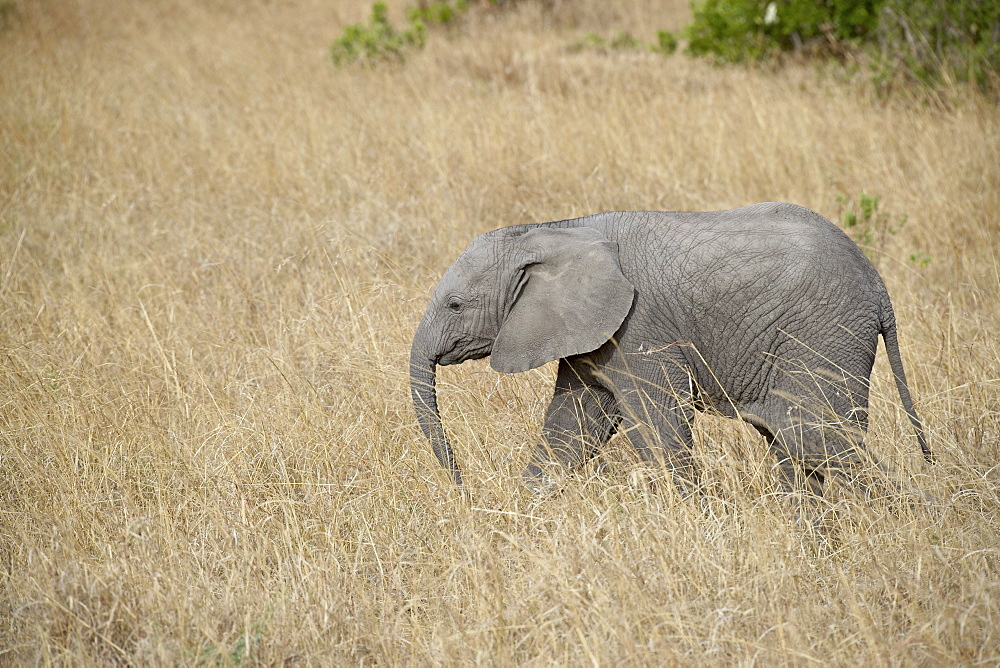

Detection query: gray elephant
xmin=409 ymin=202 xmax=932 ymax=494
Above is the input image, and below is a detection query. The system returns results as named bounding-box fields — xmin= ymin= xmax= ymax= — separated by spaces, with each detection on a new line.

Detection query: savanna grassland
xmin=1 ymin=0 xmax=998 ymax=663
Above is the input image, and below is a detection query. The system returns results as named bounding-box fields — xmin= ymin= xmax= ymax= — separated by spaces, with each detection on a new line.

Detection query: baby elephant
xmin=409 ymin=202 xmax=932 ymax=495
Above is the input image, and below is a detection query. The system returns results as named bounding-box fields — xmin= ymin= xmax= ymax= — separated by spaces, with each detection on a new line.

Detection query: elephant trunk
xmin=409 ymin=326 xmax=463 ymax=486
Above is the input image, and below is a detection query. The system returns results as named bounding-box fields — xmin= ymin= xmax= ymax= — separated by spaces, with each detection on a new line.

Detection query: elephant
xmin=409 ymin=202 xmax=932 ymax=495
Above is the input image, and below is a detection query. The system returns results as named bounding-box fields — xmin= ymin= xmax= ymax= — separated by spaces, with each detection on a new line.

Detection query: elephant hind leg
xmin=750 ymin=422 xmax=827 ymax=496
xmin=751 ymin=393 xmax=915 ymax=505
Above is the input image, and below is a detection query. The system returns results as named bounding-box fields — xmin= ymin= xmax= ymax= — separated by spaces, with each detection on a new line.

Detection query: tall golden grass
xmin=1 ymin=0 xmax=998 ymax=663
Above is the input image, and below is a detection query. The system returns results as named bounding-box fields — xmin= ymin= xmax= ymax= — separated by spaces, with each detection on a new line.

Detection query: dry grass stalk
xmin=1 ymin=0 xmax=998 ymax=663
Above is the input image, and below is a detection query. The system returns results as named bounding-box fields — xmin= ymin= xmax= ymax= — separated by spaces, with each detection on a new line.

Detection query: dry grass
xmin=1 ymin=0 xmax=999 ymax=663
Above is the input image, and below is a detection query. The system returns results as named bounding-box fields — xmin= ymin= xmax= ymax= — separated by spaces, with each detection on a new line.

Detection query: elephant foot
xmin=522 ymin=463 xmax=561 ymax=495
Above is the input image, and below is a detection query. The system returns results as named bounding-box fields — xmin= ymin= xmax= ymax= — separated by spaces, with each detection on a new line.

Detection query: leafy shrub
xmin=687 ymin=0 xmax=882 ymax=63
xmin=330 ymin=1 xmax=426 ymax=66
xmin=568 ymin=31 xmax=646 ymax=54
xmin=568 ymin=28 xmax=678 ymax=56
xmin=0 ymin=0 xmax=18 ymax=31
xmin=330 ymin=1 xmax=504 ymax=66
xmin=610 ymin=31 xmax=643 ymax=51
xmin=836 ymin=192 xmax=917 ymax=265
xmin=568 ymin=32 xmax=607 ymax=53
xmin=682 ymin=0 xmax=998 ymax=92
xmin=654 ymin=30 xmax=679 ymax=55
xmin=408 ymin=0 xmax=469 ymax=27
xmin=874 ymin=0 xmax=1000 ymax=91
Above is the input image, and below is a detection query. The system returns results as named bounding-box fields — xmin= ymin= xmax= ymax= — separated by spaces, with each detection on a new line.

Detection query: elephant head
xmin=409 ymin=225 xmax=635 ymax=485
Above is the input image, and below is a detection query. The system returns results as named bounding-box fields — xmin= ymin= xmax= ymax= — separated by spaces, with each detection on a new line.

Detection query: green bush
xmin=875 ymin=0 xmax=1000 ymax=90
xmin=408 ymin=0 xmax=469 ymax=27
xmin=568 ymin=31 xmax=646 ymax=54
xmin=610 ymin=30 xmax=643 ymax=51
xmin=329 ymin=1 xmax=499 ymax=66
xmin=330 ymin=2 xmax=426 ymax=66
xmin=568 ymin=32 xmax=607 ymax=53
xmin=567 ymin=29 xmax=679 ymax=56
xmin=687 ymin=0 xmax=881 ymax=62
xmin=682 ymin=0 xmax=998 ymax=92
xmin=654 ymin=30 xmax=679 ymax=55
xmin=0 ymin=0 xmax=18 ymax=31
xmin=835 ymin=192 xmax=919 ymax=265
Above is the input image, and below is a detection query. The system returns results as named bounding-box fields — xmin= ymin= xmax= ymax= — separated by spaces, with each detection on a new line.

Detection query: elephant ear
xmin=491 ymin=226 xmax=635 ymax=373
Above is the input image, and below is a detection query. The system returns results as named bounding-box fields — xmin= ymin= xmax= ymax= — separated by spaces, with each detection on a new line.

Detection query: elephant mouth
xmin=437 ymin=337 xmax=493 ymax=366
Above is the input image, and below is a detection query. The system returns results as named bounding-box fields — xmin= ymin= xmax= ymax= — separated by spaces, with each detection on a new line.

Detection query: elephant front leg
xmin=606 ymin=354 xmax=701 ymax=496
xmin=523 ymin=360 xmax=621 ymax=490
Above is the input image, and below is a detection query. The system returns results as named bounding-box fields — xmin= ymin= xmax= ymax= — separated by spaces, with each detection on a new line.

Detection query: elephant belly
xmin=690 ymin=317 xmax=878 ymax=426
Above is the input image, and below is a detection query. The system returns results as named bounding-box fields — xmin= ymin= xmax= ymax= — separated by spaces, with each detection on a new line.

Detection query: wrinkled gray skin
xmin=410 ymin=203 xmax=931 ymax=494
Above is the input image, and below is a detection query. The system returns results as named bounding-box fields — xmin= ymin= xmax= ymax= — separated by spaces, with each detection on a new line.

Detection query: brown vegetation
xmin=1 ymin=0 xmax=998 ymax=663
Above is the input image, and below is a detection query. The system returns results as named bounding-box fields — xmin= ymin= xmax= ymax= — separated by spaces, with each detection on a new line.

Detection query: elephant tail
xmin=879 ymin=302 xmax=934 ymax=463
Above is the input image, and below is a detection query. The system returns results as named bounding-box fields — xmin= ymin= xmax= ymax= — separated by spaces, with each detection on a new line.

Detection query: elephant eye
xmin=446 ymin=299 xmax=463 ymax=313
